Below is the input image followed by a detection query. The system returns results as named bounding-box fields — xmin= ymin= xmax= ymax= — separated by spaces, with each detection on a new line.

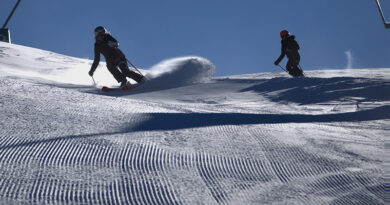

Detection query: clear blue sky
xmin=1 ymin=0 xmax=389 ymax=76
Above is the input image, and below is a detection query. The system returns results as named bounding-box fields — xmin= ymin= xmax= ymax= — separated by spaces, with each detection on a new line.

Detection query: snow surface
xmin=0 ymin=42 xmax=388 ymax=204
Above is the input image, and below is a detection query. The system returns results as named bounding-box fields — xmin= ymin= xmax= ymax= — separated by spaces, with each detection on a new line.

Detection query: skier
xmin=274 ymin=30 xmax=303 ymax=77
xmin=88 ymin=26 xmax=144 ymax=87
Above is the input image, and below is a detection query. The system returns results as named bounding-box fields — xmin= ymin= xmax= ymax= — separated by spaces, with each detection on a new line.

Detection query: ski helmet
xmin=280 ymin=30 xmax=289 ymax=39
xmin=94 ymin=26 xmax=107 ymax=37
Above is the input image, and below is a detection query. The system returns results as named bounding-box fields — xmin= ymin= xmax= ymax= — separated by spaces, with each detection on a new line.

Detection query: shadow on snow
xmin=130 ymin=105 xmax=390 ymax=131
xmin=1 ymin=105 xmax=389 ymax=149
xmin=240 ymin=77 xmax=390 ymax=105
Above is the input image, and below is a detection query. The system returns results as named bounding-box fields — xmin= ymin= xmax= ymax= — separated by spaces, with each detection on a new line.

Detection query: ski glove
xmin=274 ymin=61 xmax=279 ymax=66
xmin=88 ymin=70 xmax=94 ymax=77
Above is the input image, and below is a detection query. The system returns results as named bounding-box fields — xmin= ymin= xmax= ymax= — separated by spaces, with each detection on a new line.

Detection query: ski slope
xmin=0 ymin=42 xmax=388 ymax=204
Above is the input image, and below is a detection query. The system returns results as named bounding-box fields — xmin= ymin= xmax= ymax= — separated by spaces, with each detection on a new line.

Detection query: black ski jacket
xmin=90 ymin=34 xmax=126 ymax=73
xmin=275 ymin=35 xmax=300 ymax=65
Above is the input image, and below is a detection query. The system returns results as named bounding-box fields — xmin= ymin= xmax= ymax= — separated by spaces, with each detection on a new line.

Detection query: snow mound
xmin=142 ymin=57 xmax=215 ymax=90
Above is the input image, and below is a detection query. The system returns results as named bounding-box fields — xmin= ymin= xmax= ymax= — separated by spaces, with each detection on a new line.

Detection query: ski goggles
xmin=94 ymin=29 xmax=105 ymax=38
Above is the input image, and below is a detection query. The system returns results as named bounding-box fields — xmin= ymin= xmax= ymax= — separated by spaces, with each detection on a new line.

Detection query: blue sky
xmin=1 ymin=0 xmax=389 ymax=76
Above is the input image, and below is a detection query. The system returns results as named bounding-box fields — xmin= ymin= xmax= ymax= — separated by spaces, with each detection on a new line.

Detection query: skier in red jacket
xmin=88 ymin=26 xmax=144 ymax=87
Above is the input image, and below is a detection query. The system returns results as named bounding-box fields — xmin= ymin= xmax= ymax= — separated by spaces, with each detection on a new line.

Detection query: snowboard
xmin=102 ymin=85 xmax=132 ymax=92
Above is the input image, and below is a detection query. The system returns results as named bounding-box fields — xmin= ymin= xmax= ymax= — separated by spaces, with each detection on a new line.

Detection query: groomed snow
xmin=0 ymin=42 xmax=388 ymax=204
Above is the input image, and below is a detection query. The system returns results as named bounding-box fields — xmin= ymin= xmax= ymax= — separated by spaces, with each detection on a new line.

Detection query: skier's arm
xmin=89 ymin=46 xmax=100 ymax=76
xmin=274 ymin=44 xmax=286 ymax=65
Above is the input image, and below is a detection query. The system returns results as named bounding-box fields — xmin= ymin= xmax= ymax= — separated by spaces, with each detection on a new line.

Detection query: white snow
xmin=0 ymin=42 xmax=388 ymax=204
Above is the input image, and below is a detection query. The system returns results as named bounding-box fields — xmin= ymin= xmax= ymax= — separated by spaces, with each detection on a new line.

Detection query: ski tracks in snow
xmin=0 ymin=73 xmax=387 ymax=204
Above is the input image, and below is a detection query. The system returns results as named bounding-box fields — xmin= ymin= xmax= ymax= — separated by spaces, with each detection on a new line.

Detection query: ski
xmin=101 ymin=78 xmax=147 ymax=92
xmin=102 ymin=85 xmax=132 ymax=92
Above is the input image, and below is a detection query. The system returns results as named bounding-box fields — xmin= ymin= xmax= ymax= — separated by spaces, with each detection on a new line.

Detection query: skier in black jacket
xmin=274 ymin=30 xmax=303 ymax=77
xmin=88 ymin=26 xmax=144 ymax=87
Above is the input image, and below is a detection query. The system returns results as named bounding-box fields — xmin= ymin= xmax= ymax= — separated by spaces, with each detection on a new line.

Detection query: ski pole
xmin=126 ymin=58 xmax=150 ymax=80
xmin=298 ymin=65 xmax=307 ymax=77
xmin=91 ymin=76 xmax=96 ymax=86
xmin=277 ymin=65 xmax=287 ymax=72
xmin=113 ymin=47 xmax=149 ymax=80
xmin=126 ymin=58 xmax=143 ymax=76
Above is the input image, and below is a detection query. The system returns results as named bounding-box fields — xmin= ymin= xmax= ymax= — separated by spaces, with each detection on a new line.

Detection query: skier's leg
xmin=118 ymin=61 xmax=143 ymax=83
xmin=107 ymin=63 xmax=126 ymax=83
xmin=287 ymin=57 xmax=302 ymax=77
xmin=293 ymin=64 xmax=303 ymax=76
xmin=293 ymin=55 xmax=303 ymax=76
xmin=286 ymin=59 xmax=294 ymax=76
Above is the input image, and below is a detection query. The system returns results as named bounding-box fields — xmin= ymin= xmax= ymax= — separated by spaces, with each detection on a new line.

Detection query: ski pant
xmin=286 ymin=55 xmax=302 ymax=77
xmin=106 ymin=61 xmax=143 ymax=83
